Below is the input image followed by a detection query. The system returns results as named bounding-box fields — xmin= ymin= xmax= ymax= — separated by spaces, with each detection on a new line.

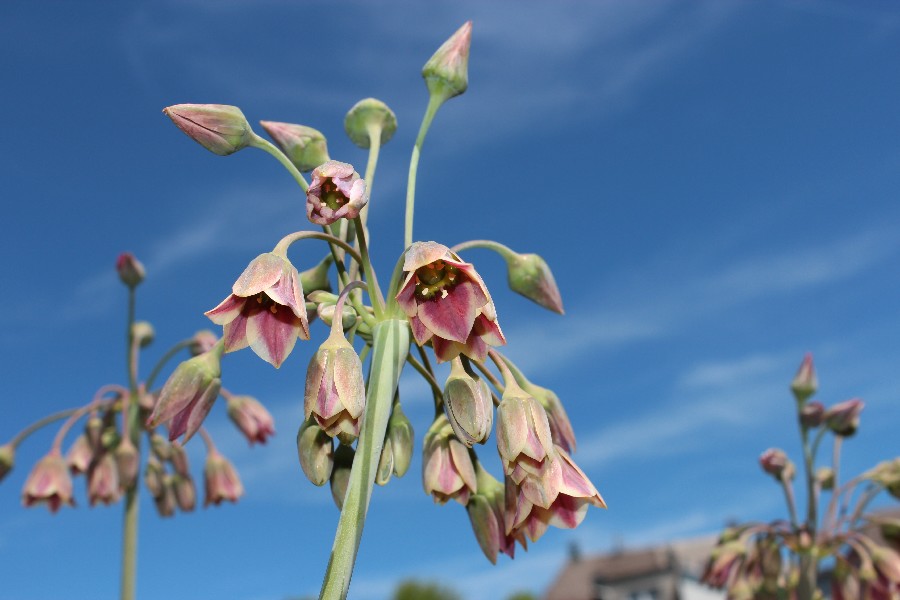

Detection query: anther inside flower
xmin=306 ymin=161 xmax=367 ymax=226
xmin=397 ymin=241 xmax=506 ymax=362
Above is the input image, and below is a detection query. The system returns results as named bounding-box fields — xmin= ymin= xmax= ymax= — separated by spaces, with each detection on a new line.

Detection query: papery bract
xmin=22 ymin=451 xmax=74 ymax=512
xmin=206 ymin=252 xmax=309 ymax=368
xmin=396 ymin=241 xmax=506 ymax=362
xmin=306 ymin=160 xmax=368 ymax=225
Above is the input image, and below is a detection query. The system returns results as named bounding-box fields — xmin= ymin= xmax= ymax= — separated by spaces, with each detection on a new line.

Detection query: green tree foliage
xmin=392 ymin=579 xmax=462 ymax=600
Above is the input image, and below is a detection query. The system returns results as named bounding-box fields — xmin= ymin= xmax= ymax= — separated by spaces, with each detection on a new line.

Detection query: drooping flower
xmin=422 ymin=414 xmax=477 ymax=505
xmin=66 ymin=434 xmax=94 ymax=475
xmin=146 ymin=344 xmax=223 ymax=443
xmin=306 ymin=160 xmax=368 ymax=225
xmin=396 ymin=241 xmax=506 ymax=362
xmin=206 ymin=252 xmax=309 ymax=368
xmin=466 ymin=463 xmax=524 ymax=564
xmin=22 ymin=451 xmax=74 ymax=512
xmin=226 ymin=394 xmax=275 ymax=445
xmin=204 ymin=451 xmax=243 ymax=507
xmin=304 ymin=329 xmax=366 ymax=445
xmin=87 ymin=453 xmax=121 ymax=506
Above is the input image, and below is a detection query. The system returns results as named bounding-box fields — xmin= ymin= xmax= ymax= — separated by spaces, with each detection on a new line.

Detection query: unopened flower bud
xmin=296 ymin=417 xmax=334 ymax=487
xmin=0 ymin=444 xmax=14 ymax=482
xmin=422 ymin=414 xmax=477 ymax=505
xmin=306 ymin=161 xmax=368 ymax=226
xmin=173 ymin=474 xmax=196 ymax=512
xmin=422 ymin=22 xmax=472 ymax=100
xmin=150 ymin=433 xmax=172 ymax=461
xmin=304 ymin=329 xmax=365 ymax=444
xmin=330 ymin=444 xmax=355 ymax=510
xmin=189 ymin=330 xmax=219 ymax=356
xmin=791 ymin=353 xmax=818 ymax=403
xmin=759 ymin=448 xmax=795 ymax=481
xmin=505 ymin=252 xmax=564 ymax=315
xmin=204 ymin=451 xmax=243 ymax=506
xmin=299 ymin=255 xmax=333 ymax=294
xmin=169 ymin=442 xmax=190 ymax=477
xmin=131 ymin=321 xmax=155 ymax=348
xmin=155 ymin=475 xmax=176 ymax=517
xmin=66 ymin=434 xmax=94 ymax=475
xmin=116 ymin=253 xmax=145 ymax=288
xmin=817 ymin=466 xmax=835 ymax=491
xmin=163 ymin=104 xmax=254 ymax=156
xmin=226 ymin=394 xmax=275 ymax=445
xmin=144 ymin=457 xmax=165 ymax=498
xmin=85 ymin=416 xmax=103 ymax=451
xmin=443 ymin=359 xmax=493 ymax=447
xmin=88 ymin=452 xmax=121 ymax=506
xmin=115 ymin=439 xmax=139 ymax=489
xmin=388 ymin=400 xmax=414 ymax=477
xmin=466 ymin=464 xmax=520 ymax=564
xmin=317 ymin=303 xmax=358 ymax=331
xmin=344 ymin=98 xmax=398 ymax=149
xmin=147 ymin=344 xmax=224 ymax=443
xmin=825 ymin=398 xmax=864 ymax=437
xmin=100 ymin=425 xmax=120 ymax=451
xmin=260 ymin=121 xmax=330 ymax=172
xmin=376 ymin=438 xmax=393 ymax=486
xmin=800 ymin=400 xmax=825 ymax=429
xmin=22 ymin=451 xmax=74 ymax=512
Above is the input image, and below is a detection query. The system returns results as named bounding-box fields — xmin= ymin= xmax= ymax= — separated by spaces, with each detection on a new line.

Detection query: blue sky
xmin=2 ymin=1 xmax=900 ymax=599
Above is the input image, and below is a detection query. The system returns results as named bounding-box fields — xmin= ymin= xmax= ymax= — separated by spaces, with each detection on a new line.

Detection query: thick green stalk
xmin=318 ymin=319 xmax=409 ymax=600
xmin=122 ymin=286 xmax=140 ymax=600
xmin=120 ymin=487 xmax=139 ymax=600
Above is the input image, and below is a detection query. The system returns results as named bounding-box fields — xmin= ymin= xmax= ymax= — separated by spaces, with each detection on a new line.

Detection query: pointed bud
xmin=0 ymin=444 xmax=14 ymax=482
xmin=344 ymin=98 xmax=398 ymax=149
xmin=800 ymin=400 xmax=825 ymax=429
xmin=443 ymin=359 xmax=493 ymax=447
xmin=150 ymin=433 xmax=172 ymax=461
xmin=85 ymin=416 xmax=103 ymax=452
xmin=116 ymin=253 xmax=145 ymax=288
xmin=146 ymin=344 xmax=224 ymax=443
xmin=115 ymin=438 xmax=139 ymax=489
xmin=817 ymin=466 xmax=835 ymax=491
xmin=173 ymin=474 xmax=196 ymax=512
xmin=66 ymin=434 xmax=94 ymax=475
xmin=226 ymin=394 xmax=275 ymax=445
xmin=376 ymin=438 xmax=394 ymax=486
xmin=131 ymin=321 xmax=155 ymax=348
xmin=204 ymin=451 xmax=243 ymax=506
xmin=169 ymin=441 xmax=190 ymax=477
xmin=88 ymin=452 xmax=121 ymax=506
xmin=388 ymin=400 xmax=414 ymax=477
xmin=296 ymin=417 xmax=334 ymax=487
xmin=759 ymin=448 xmax=795 ymax=481
xmin=144 ymin=456 xmax=165 ymax=498
xmin=505 ymin=253 xmax=564 ymax=315
xmin=22 ymin=451 xmax=74 ymax=512
xmin=299 ymin=255 xmax=334 ymax=294
xmin=304 ymin=330 xmax=366 ymax=444
xmin=163 ymin=104 xmax=254 ymax=156
xmin=422 ymin=22 xmax=472 ymax=100
xmin=189 ymin=330 xmax=219 ymax=357
xmin=260 ymin=121 xmax=330 ymax=172
xmin=154 ymin=475 xmax=176 ymax=517
xmin=791 ymin=353 xmax=818 ymax=403
xmin=825 ymin=398 xmax=864 ymax=437
xmin=330 ymin=444 xmax=355 ymax=510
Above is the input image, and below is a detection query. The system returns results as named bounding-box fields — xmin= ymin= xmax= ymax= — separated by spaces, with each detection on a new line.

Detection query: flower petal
xmin=403 ymin=241 xmax=452 ymax=272
xmin=221 ymin=313 xmax=250 ymax=353
xmin=232 ymin=253 xmax=285 ymax=297
xmin=264 ymin=264 xmax=310 ymax=338
xmin=205 ymin=294 xmax=245 ymax=325
xmin=418 ymin=280 xmax=479 ymax=343
xmin=395 ymin=277 xmax=419 ymax=317
xmin=246 ymin=306 xmax=299 ymax=368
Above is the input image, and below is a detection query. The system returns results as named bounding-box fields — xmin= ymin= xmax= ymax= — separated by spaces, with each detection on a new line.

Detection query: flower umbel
xmin=306 ymin=160 xmax=368 ymax=226
xmin=206 ymin=252 xmax=310 ymax=368
xmin=396 ymin=241 xmax=506 ymax=362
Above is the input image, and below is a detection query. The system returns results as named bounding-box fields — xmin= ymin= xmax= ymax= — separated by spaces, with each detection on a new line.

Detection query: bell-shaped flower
xmin=260 ymin=121 xmax=330 ymax=172
xmin=204 ymin=451 xmax=243 ymax=506
xmin=759 ymin=448 xmax=795 ymax=481
xmin=304 ymin=327 xmax=366 ymax=445
xmin=154 ymin=475 xmax=177 ymax=517
xmin=226 ymin=394 xmax=275 ymax=445
xmin=296 ymin=417 xmax=334 ymax=487
xmin=504 ymin=252 xmax=564 ymax=315
xmin=206 ymin=252 xmax=310 ymax=368
xmin=825 ymin=398 xmax=865 ymax=437
xmin=146 ymin=344 xmax=223 ymax=443
xmin=701 ymin=540 xmax=747 ymax=588
xmin=163 ymin=104 xmax=254 ymax=156
xmin=466 ymin=463 xmax=524 ymax=564
xmin=114 ymin=438 xmax=139 ymax=489
xmin=422 ymin=414 xmax=477 ymax=505
xmin=306 ymin=160 xmax=368 ymax=225
xmin=524 ymin=381 xmax=576 ymax=453
xmin=496 ymin=382 xmax=555 ymax=485
xmin=422 ymin=22 xmax=472 ymax=100
xmin=88 ymin=453 xmax=121 ymax=506
xmin=66 ymin=434 xmax=94 ymax=475
xmin=173 ymin=474 xmax=196 ymax=512
xmin=443 ymin=358 xmax=493 ymax=447
xmin=22 ymin=451 xmax=74 ymax=512
xmin=396 ymin=242 xmax=506 ymax=362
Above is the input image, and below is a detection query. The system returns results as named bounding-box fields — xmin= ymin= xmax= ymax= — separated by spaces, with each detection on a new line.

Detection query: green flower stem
xmin=406 ymin=353 xmax=442 ymax=399
xmin=122 ymin=284 xmax=141 ymax=600
xmin=797 ymin=422 xmax=817 ymax=600
xmin=120 ymin=488 xmax=139 ymax=600
xmin=404 ymin=93 xmax=443 ymax=249
xmin=384 ymin=252 xmax=408 ymax=317
xmin=9 ymin=408 xmax=80 ymax=448
xmin=823 ymin=436 xmax=844 ymax=532
xmin=251 ymin=134 xmax=309 ymax=192
xmin=318 ymin=319 xmax=409 ymax=600
xmin=359 ymin=122 xmax=383 ymax=228
xmin=274 ymin=231 xmax=363 ymax=266
xmin=127 ymin=287 xmax=137 ymax=392
xmin=450 ymin=239 xmax=517 ymax=262
xmin=780 ymin=477 xmax=800 ymax=529
xmin=145 ymin=339 xmax=194 ymax=391
xmin=353 ymin=217 xmax=385 ymax=318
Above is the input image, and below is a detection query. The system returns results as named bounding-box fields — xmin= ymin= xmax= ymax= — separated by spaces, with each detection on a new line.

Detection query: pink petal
xmin=431 ymin=336 xmax=462 ymax=363
xmin=246 ymin=306 xmax=299 ymax=368
xmin=181 ymin=383 xmax=221 ymax=443
xmin=317 ymin=360 xmax=343 ymax=420
xmin=449 ymin=438 xmax=477 ymax=492
xmin=333 ymin=347 xmax=365 ymax=418
xmin=222 ymin=313 xmax=250 ymax=353
xmin=403 ymin=241 xmax=451 ymax=272
xmin=232 ymin=253 xmax=285 ymax=297
xmin=474 ymin=313 xmax=506 ymax=347
xmin=395 ymin=278 xmax=419 ymax=318
xmin=264 ymin=266 xmax=310 ymax=338
xmin=205 ymin=294 xmax=245 ymax=325
xmin=546 ymin=495 xmax=590 ymax=529
xmin=409 ymin=315 xmax=434 ymax=346
xmin=418 ymin=280 xmax=479 ymax=343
